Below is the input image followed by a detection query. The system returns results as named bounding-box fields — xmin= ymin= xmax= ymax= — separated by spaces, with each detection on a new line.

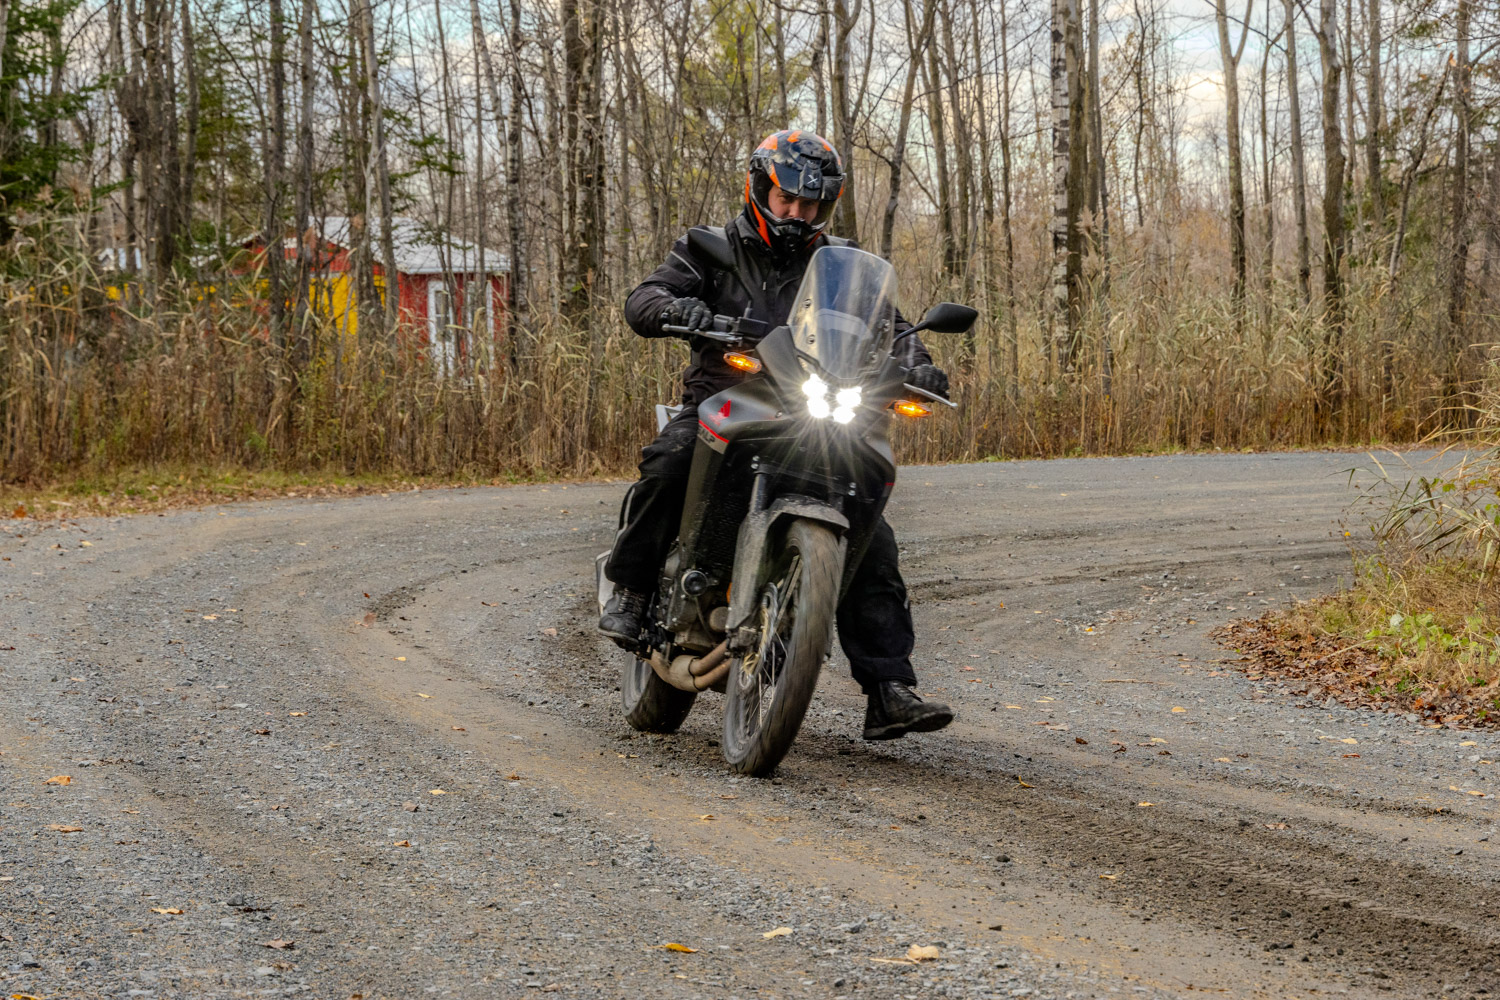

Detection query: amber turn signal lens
xmin=893 ymin=399 xmax=932 ymax=418
xmin=723 ymin=352 xmax=762 ymax=374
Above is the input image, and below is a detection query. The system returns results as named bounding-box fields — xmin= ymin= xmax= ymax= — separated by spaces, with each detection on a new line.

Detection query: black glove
xmin=660 ymin=296 xmax=714 ymax=333
xmin=907 ymin=363 xmax=950 ymax=399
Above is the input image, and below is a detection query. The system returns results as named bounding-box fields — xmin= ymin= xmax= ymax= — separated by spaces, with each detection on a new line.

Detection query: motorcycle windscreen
xmin=787 ymin=246 xmax=899 ymax=380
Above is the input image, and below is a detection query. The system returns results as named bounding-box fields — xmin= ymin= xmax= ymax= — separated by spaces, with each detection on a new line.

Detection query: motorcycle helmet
xmin=743 ymin=130 xmax=845 ymax=258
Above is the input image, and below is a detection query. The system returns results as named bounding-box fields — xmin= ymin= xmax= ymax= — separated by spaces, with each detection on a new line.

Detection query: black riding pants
xmin=604 ymin=404 xmax=919 ymax=691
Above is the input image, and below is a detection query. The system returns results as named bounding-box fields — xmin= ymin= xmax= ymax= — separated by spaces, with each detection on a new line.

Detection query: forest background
xmin=0 ymin=0 xmax=1497 ymax=491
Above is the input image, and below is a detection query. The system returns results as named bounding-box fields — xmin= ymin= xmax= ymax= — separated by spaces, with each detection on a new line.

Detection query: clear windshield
xmin=788 ymin=246 xmax=899 ymax=380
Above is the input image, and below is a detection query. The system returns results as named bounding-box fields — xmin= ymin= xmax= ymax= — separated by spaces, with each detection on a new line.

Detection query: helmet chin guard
xmin=744 ymin=130 xmax=845 ymax=258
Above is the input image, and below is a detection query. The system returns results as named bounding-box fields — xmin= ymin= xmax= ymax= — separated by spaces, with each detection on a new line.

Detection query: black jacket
xmin=625 ymin=214 xmax=933 ymax=406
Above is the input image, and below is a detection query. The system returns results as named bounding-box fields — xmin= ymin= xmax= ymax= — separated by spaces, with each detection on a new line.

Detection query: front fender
xmin=726 ymin=497 xmax=849 ymax=638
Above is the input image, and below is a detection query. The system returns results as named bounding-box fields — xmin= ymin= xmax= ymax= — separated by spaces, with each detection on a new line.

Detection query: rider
xmin=598 ymin=129 xmax=954 ymax=742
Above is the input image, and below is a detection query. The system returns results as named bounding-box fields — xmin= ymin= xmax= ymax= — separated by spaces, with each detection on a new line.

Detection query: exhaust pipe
xmin=650 ymin=638 xmax=732 ymax=692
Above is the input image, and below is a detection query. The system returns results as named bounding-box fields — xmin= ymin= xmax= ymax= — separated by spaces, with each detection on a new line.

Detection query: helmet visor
xmin=752 ymin=166 xmax=839 ymax=230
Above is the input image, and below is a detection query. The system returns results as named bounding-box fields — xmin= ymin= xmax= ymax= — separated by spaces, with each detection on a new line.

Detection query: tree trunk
xmin=880 ymin=0 xmax=933 ymax=260
xmin=939 ymin=0 xmax=972 ymax=283
xmin=812 ymin=0 xmax=828 ymax=136
xmin=830 ymin=0 xmax=859 ymax=240
xmin=1364 ymin=0 xmax=1383 ymax=226
xmin=1315 ymin=0 xmax=1345 ymax=424
xmin=1284 ymin=0 xmax=1311 ymax=305
xmin=1088 ymin=0 xmax=1112 ymax=396
xmin=507 ymin=0 xmax=527 ymax=354
xmin=923 ymin=21 xmax=956 ymax=279
xmin=265 ymin=0 xmax=287 ymax=347
xmin=561 ymin=0 xmax=605 ymax=325
xmin=1258 ymin=0 xmax=1274 ymax=336
xmin=998 ymin=0 xmax=1019 ymax=397
xmin=1214 ymin=0 xmax=1250 ymax=336
xmin=1446 ymin=0 xmax=1471 ymax=356
xmin=1050 ymin=0 xmax=1085 ymax=373
xmin=293 ymin=0 xmax=315 ymax=349
xmin=359 ymin=0 xmax=397 ymax=333
xmin=178 ymin=0 xmax=198 ymax=257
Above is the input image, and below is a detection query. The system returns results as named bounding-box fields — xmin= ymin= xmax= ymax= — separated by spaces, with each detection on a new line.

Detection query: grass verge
xmin=0 ymin=466 xmax=573 ymax=520
xmin=1215 ymin=551 xmax=1500 ymax=730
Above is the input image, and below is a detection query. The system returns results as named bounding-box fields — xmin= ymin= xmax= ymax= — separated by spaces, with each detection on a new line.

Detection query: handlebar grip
xmin=662 ymin=323 xmax=740 ymax=344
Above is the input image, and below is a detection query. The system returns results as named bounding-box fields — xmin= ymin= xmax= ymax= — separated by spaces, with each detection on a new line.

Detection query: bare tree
xmin=880 ymin=0 xmax=934 ymax=260
xmin=1447 ymin=0 xmax=1472 ymax=352
xmin=1314 ymin=0 xmax=1345 ymax=422
xmin=1214 ymin=0 xmax=1251 ymax=334
xmin=1284 ymin=0 xmax=1311 ymax=305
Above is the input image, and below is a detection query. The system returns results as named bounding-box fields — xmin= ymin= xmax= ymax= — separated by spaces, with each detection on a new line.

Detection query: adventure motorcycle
xmin=596 ymin=229 xmax=976 ymax=776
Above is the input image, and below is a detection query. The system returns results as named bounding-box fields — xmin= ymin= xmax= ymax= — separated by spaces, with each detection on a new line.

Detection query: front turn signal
xmin=723 ymin=352 xmax=762 ymax=374
xmin=893 ymin=399 xmax=932 ymax=418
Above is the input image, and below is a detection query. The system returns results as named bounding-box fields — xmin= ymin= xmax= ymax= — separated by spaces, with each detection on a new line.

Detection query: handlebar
xmin=662 ymin=323 xmax=741 ymax=344
xmin=902 ymin=381 xmax=958 ymax=408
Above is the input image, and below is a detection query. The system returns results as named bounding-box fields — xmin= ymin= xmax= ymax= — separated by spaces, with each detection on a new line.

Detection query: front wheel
xmin=722 ymin=519 xmax=842 ymax=776
xmin=622 ymin=653 xmax=696 ymax=733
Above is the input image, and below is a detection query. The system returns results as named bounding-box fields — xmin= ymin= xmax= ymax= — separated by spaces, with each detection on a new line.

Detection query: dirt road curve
xmin=2 ymin=451 xmax=1496 ymax=999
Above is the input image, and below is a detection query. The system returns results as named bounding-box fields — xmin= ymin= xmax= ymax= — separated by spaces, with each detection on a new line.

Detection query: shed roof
xmin=312 ymin=216 xmax=509 ymax=276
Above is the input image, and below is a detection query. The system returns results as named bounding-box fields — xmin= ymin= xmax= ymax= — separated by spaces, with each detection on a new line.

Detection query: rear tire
xmin=722 ymin=519 xmax=841 ymax=777
xmin=622 ymin=653 xmax=696 ymax=733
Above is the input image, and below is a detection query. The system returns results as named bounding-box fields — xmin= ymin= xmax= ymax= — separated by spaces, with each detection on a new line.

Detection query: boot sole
xmin=862 ymin=708 xmax=954 ymax=741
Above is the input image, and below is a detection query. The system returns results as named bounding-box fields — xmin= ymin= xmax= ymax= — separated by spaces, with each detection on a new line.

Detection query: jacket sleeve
xmin=623 ymin=235 xmax=709 ymax=338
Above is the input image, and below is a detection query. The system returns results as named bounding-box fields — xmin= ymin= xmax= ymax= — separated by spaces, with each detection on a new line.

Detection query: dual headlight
xmin=802 ymin=375 xmax=861 ymax=424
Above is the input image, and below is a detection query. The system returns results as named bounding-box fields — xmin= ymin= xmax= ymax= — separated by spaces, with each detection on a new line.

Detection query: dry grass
xmin=3 ymin=215 xmax=1496 ymax=491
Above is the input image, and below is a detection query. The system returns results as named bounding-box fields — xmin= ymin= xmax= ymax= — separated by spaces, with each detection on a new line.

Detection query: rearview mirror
xmin=687 ymin=227 xmax=737 ymax=273
xmin=909 ymin=302 xmax=979 ymax=335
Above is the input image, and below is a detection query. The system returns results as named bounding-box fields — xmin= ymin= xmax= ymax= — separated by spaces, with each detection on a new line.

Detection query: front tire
xmin=622 ymin=653 xmax=696 ymax=733
xmin=722 ymin=519 xmax=841 ymax=776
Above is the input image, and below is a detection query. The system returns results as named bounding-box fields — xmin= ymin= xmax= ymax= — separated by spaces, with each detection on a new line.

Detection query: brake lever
xmin=902 ymin=382 xmax=958 ymax=408
xmin=662 ymin=320 xmax=743 ymax=344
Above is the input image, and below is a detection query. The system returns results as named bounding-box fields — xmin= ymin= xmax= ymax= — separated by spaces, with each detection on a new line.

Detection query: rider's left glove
xmin=907 ymin=363 xmax=950 ymax=400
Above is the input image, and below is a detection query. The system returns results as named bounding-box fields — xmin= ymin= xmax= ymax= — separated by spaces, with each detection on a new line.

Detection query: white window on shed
xmin=428 ymin=278 xmax=457 ymax=376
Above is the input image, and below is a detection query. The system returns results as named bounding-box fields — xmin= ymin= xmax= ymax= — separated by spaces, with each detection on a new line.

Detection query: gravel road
xmin=2 ymin=450 xmax=1495 ymax=1000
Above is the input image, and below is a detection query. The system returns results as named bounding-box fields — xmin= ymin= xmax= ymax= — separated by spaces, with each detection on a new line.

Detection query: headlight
xmin=802 ymin=376 xmax=860 ymax=422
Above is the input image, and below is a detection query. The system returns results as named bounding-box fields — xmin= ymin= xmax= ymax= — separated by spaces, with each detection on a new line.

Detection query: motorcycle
xmin=597 ymin=228 xmax=976 ymax=776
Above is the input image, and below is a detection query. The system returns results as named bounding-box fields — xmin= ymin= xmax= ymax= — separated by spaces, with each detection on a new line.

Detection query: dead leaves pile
xmin=1213 ymin=612 xmax=1499 ymax=730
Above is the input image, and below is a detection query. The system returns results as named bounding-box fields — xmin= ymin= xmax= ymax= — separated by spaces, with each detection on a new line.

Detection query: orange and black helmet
xmin=744 ymin=130 xmax=844 ymax=257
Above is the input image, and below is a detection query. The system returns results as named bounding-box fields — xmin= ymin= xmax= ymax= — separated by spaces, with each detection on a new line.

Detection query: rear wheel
xmin=622 ymin=654 xmax=696 ymax=733
xmin=722 ymin=519 xmax=841 ymax=776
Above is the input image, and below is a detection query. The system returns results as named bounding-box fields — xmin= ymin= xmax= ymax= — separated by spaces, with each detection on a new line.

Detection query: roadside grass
xmin=1218 ymin=439 xmax=1500 ymax=729
xmin=0 ymin=465 xmax=567 ymax=519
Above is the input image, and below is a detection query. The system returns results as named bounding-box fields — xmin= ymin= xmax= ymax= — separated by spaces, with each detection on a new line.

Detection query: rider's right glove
xmin=660 ymin=296 xmax=714 ymax=333
xmin=907 ymin=363 xmax=950 ymax=400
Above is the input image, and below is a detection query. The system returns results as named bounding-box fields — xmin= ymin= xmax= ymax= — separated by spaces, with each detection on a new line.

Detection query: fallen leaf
xmin=150 ymin=907 xmax=183 ymax=915
xmin=12 ymin=993 xmax=44 ymax=999
xmin=402 ymin=801 xmax=419 ymax=812
xmin=1342 ymin=753 xmax=1360 ymax=758
xmin=1149 ymin=737 xmax=1169 ymax=744
xmin=541 ymin=627 xmax=558 ymax=637
xmin=451 ymin=726 xmax=466 ymax=731
xmin=44 ymin=775 xmax=72 ymax=785
xmin=698 ymin=814 xmax=715 ymax=821
xmin=762 ymin=927 xmax=793 ymax=939
xmin=1214 ymin=757 xmax=1232 ymax=762
xmin=263 ymin=939 xmax=295 ymax=950
xmin=10 ymin=505 xmax=25 ymax=518
xmin=254 ymin=729 xmax=270 ymax=735
xmin=416 ymin=693 xmax=432 ymax=699
xmin=1264 ymin=822 xmax=1289 ymax=830
xmin=906 ymin=944 xmax=941 ymax=962
xmin=393 ymin=840 xmax=411 ymax=847
xmin=1005 ymin=704 xmax=1024 ymax=710
xmin=1099 ymin=873 xmax=1119 ymax=880
xmin=364 ymin=592 xmax=371 ymax=598
xmin=718 ymin=794 xmax=737 ymax=799
xmin=1137 ymin=802 xmax=1155 ymax=807
xmin=1075 ymin=737 xmax=1088 ymax=745
xmin=660 ymin=942 xmax=698 ymax=952
xmin=394 ymin=656 xmax=407 ymax=662
xmin=505 ymin=773 xmax=524 ymax=781
xmin=1468 ymin=790 xmax=1486 ymax=797
xmin=1017 ymin=778 xmax=1034 ymax=788
xmin=46 ymin=824 xmax=82 ymax=833
xmin=360 ymin=613 xmax=376 ymax=627
xmin=202 ymin=614 xmax=218 ymax=621
xmin=1171 ymin=706 xmax=1187 ymax=713
xmin=288 ymin=711 xmax=307 ymax=717
xmin=429 ymin=788 xmax=446 ymax=795
xmin=1340 ymin=738 xmax=1358 ymax=745
xmin=121 ymin=808 xmax=140 ymax=814
xmin=481 ymin=601 xmax=497 ymax=607
xmin=1459 ymin=740 xmax=1478 ymax=747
